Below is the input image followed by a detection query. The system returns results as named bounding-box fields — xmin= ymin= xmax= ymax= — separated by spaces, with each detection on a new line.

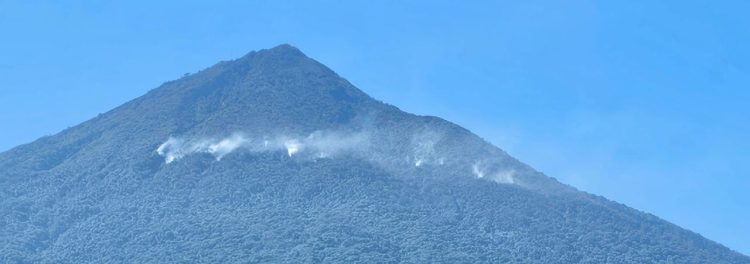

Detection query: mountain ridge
xmin=0 ymin=44 xmax=747 ymax=263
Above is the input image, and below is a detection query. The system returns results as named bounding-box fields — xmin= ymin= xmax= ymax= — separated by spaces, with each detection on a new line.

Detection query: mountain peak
xmin=237 ymin=43 xmax=308 ymax=66
xmin=1 ymin=44 xmax=748 ymax=263
xmin=262 ymin=43 xmax=304 ymax=56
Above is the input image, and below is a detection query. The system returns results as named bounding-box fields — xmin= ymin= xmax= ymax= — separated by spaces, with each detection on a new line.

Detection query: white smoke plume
xmin=409 ymin=130 xmax=446 ymax=167
xmin=209 ymin=134 xmax=249 ymax=160
xmin=472 ymin=162 xmax=485 ymax=178
xmin=471 ymin=161 xmax=515 ymax=184
xmin=155 ymin=128 xmax=517 ymax=186
xmin=156 ymin=133 xmax=250 ymax=164
xmin=283 ymin=139 xmax=301 ymax=157
xmin=156 ymin=130 xmax=369 ymax=164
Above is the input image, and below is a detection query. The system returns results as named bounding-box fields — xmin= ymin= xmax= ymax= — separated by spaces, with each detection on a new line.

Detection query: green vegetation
xmin=0 ymin=45 xmax=746 ymax=263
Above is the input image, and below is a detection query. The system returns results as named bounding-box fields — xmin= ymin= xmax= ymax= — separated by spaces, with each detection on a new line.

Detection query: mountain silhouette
xmin=1 ymin=44 xmax=747 ymax=263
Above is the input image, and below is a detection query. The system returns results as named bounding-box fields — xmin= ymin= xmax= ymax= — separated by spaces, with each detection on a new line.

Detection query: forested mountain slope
xmin=1 ymin=44 xmax=747 ymax=263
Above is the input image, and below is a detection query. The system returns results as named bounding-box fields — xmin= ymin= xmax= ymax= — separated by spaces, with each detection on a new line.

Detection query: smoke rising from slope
xmin=408 ymin=130 xmax=447 ymax=168
xmin=472 ymin=161 xmax=515 ymax=184
xmin=156 ymin=130 xmax=370 ymax=164
xmin=155 ymin=129 xmax=516 ymax=185
xmin=156 ymin=133 xmax=251 ymax=164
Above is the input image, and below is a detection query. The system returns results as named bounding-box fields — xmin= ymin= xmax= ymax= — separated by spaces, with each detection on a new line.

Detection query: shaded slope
xmin=0 ymin=44 xmax=747 ymax=263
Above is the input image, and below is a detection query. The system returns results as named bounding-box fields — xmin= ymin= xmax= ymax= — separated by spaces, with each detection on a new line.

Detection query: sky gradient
xmin=1 ymin=1 xmax=748 ymax=255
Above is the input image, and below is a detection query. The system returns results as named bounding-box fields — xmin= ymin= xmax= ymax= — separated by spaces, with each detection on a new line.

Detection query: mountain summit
xmin=1 ymin=44 xmax=747 ymax=263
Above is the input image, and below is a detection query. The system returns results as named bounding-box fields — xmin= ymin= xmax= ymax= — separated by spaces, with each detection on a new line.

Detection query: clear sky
xmin=1 ymin=1 xmax=748 ymax=255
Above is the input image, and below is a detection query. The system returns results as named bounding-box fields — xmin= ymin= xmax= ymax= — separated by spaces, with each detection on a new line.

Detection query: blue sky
xmin=1 ymin=1 xmax=748 ymax=255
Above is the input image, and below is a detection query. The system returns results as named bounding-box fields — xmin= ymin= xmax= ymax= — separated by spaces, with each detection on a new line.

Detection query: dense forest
xmin=1 ymin=45 xmax=747 ymax=263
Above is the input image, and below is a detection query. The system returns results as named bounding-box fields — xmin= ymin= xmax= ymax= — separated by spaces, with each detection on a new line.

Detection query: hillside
xmin=0 ymin=44 xmax=747 ymax=263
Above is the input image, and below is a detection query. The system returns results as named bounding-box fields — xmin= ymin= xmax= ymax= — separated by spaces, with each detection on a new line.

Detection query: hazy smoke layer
xmin=472 ymin=161 xmax=515 ymax=184
xmin=156 ymin=129 xmax=515 ymax=185
xmin=409 ymin=131 xmax=444 ymax=167
xmin=156 ymin=130 xmax=369 ymax=164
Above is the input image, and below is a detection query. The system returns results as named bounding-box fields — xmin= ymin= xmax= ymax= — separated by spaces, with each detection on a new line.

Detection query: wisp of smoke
xmin=409 ymin=131 xmax=446 ymax=167
xmin=156 ymin=130 xmax=370 ymax=164
xmin=156 ymin=137 xmax=185 ymax=164
xmin=472 ymin=162 xmax=485 ymax=178
xmin=156 ymin=133 xmax=250 ymax=164
xmin=208 ymin=134 xmax=249 ymax=160
xmin=155 ymin=129 xmax=516 ymax=186
xmin=472 ymin=161 xmax=515 ymax=184
xmin=283 ymin=139 xmax=300 ymax=157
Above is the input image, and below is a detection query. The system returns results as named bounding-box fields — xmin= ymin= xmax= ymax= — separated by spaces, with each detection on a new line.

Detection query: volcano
xmin=1 ymin=44 xmax=747 ymax=263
